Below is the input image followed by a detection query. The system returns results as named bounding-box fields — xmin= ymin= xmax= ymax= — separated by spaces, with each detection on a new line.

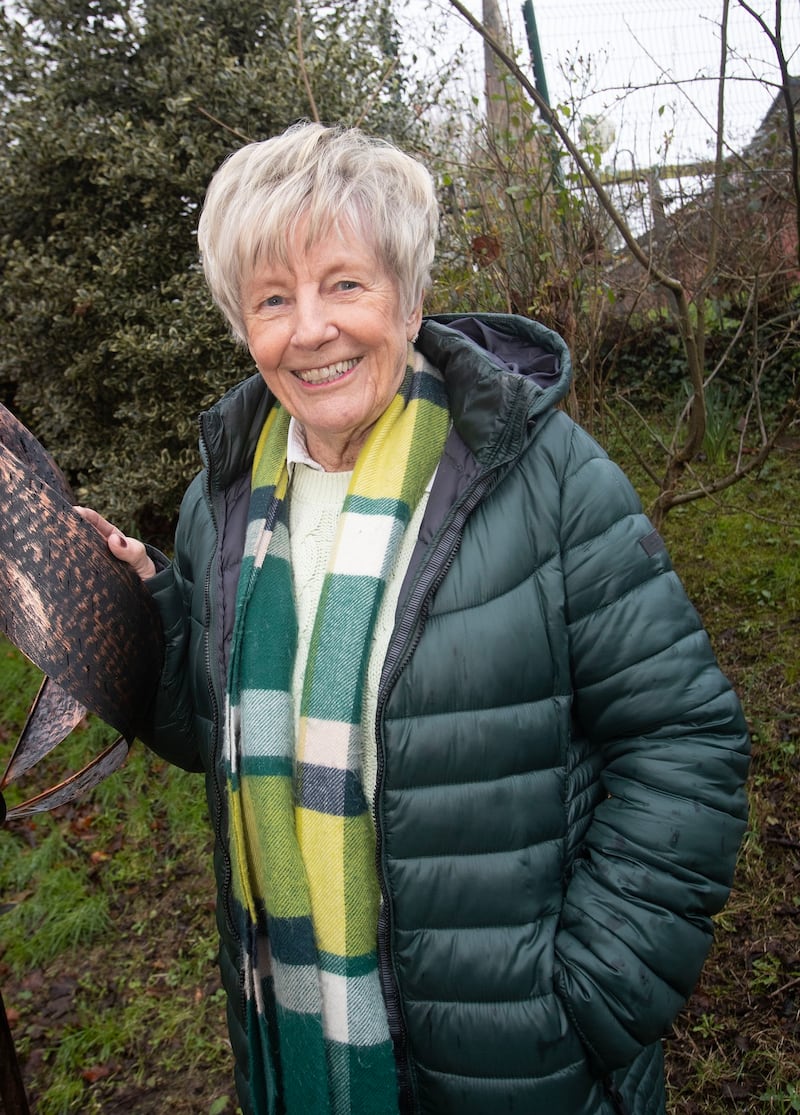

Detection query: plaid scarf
xmin=224 ymin=350 xmax=449 ymax=1115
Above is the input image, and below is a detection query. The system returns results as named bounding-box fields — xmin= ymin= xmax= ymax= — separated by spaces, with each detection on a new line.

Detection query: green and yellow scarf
xmin=224 ymin=349 xmax=449 ymax=1114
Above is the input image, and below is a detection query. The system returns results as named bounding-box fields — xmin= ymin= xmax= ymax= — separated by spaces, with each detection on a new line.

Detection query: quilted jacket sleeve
xmin=143 ymin=474 xmax=207 ymax=772
xmin=553 ymin=422 xmax=750 ymax=1074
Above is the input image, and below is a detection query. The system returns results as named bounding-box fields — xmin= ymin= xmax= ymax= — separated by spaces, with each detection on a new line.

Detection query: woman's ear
xmin=406 ymin=299 xmax=424 ymax=341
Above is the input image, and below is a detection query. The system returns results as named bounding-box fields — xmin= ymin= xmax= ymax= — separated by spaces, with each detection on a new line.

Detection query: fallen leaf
xmin=81 ymin=1064 xmax=113 ymax=1084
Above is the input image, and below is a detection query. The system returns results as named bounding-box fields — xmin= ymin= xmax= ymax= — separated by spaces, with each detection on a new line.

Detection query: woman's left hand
xmin=74 ymin=506 xmax=157 ymax=580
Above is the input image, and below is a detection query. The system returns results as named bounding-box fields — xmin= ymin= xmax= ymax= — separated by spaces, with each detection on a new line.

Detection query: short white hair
xmin=197 ymin=122 xmax=439 ymax=342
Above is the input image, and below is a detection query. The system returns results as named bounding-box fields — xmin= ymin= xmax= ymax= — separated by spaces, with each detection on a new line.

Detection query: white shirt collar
xmin=287 ymin=416 xmax=325 ymax=472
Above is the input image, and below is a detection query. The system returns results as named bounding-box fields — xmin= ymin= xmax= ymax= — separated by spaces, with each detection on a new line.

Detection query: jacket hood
xmin=441 ymin=316 xmax=567 ymax=391
xmin=419 ymin=313 xmax=572 ymax=464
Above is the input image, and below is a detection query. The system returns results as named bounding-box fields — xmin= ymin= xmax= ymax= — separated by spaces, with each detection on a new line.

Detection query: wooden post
xmin=0 ymin=988 xmax=30 ymax=1115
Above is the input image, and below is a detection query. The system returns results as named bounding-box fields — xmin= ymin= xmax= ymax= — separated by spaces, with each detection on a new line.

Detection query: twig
xmin=736 ymin=0 xmax=800 ymax=267
xmin=443 ymin=0 xmax=679 ymax=287
xmin=295 ymin=0 xmax=320 ymax=124
xmin=769 ymin=974 xmax=800 ymax=999
xmin=603 ymin=396 xmax=665 ymax=486
xmin=194 ymin=105 xmax=255 ymax=145
xmin=353 ymin=58 xmax=399 ymax=129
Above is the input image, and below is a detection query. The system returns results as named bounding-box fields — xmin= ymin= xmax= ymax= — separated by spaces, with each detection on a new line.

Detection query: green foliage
xmin=0 ymin=634 xmax=229 ymax=1111
xmin=648 ymin=452 xmax=800 ymax=1115
xmin=0 ymin=0 xmax=419 ymax=545
xmin=594 ymin=297 xmax=798 ymax=427
xmin=2 ymin=858 xmax=110 ymax=971
xmin=759 ymin=1082 xmax=800 ymax=1113
xmin=698 ymin=382 xmax=737 ymax=465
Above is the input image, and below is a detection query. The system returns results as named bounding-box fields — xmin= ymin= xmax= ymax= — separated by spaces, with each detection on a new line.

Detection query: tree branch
xmin=194 ymin=105 xmax=255 ymax=145
xmin=295 ymin=0 xmax=320 ymax=124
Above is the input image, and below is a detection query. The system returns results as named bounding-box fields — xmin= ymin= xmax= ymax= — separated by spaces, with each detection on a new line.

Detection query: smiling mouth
xmin=293 ymin=357 xmax=359 ymax=386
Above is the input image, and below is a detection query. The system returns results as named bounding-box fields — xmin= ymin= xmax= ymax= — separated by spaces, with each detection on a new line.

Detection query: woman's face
xmin=241 ymin=219 xmax=422 ymax=472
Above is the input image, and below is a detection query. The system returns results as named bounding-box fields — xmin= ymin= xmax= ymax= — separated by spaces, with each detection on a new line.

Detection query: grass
xmin=0 ymin=655 xmax=236 ymax=1113
xmin=0 ymin=433 xmax=798 ymax=1113
xmin=650 ymin=451 xmax=800 ymax=1113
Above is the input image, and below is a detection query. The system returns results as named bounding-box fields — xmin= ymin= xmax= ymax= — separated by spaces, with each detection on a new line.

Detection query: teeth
xmin=294 ymin=358 xmax=358 ymax=385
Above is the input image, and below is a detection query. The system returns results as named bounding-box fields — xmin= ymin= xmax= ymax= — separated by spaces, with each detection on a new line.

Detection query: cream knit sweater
xmin=289 ymin=462 xmax=430 ymax=803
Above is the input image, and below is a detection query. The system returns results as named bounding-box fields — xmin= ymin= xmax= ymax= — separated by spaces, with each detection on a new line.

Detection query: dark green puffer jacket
xmin=146 ymin=314 xmax=750 ymax=1115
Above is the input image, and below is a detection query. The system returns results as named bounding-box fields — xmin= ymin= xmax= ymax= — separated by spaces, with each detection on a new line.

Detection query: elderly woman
xmin=83 ymin=123 xmax=750 ymax=1115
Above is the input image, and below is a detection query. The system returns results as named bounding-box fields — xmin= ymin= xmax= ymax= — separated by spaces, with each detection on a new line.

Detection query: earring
xmin=411 ymin=332 xmax=419 ymax=344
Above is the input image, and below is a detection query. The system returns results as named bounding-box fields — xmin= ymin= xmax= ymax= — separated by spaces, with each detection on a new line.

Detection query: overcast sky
xmin=395 ymin=0 xmax=800 ymax=167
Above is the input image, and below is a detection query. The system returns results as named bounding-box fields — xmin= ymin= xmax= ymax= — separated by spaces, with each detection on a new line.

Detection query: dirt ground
xmin=1 ymin=814 xmax=238 ymax=1114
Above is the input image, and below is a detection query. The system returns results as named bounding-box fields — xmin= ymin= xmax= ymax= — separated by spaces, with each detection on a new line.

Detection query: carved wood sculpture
xmin=0 ymin=403 xmax=164 ymax=822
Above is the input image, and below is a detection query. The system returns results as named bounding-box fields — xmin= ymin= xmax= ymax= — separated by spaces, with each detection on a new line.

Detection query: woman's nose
xmin=291 ymin=291 xmax=338 ymax=349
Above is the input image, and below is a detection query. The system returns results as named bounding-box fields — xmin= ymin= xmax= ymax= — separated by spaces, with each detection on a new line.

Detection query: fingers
xmin=74 ymin=506 xmax=157 ymax=581
xmin=74 ymin=506 xmax=116 ymax=540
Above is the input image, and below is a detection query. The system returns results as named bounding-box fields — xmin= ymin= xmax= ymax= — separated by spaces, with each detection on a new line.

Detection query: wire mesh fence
xmin=400 ymin=0 xmax=798 ymax=166
xmin=528 ymin=0 xmax=798 ymax=164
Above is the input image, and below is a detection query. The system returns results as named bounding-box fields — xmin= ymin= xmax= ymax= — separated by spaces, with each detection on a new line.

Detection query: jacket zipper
xmin=373 ymin=452 xmax=520 ymax=1113
xmin=198 ymin=414 xmax=242 ymax=991
xmin=603 ymin=1075 xmax=630 ymax=1115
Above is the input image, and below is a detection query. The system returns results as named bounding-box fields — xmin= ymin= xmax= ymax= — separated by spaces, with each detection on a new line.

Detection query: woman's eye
xmin=263 ymin=295 xmax=284 ymax=308
xmin=336 ymin=280 xmax=359 ymax=292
